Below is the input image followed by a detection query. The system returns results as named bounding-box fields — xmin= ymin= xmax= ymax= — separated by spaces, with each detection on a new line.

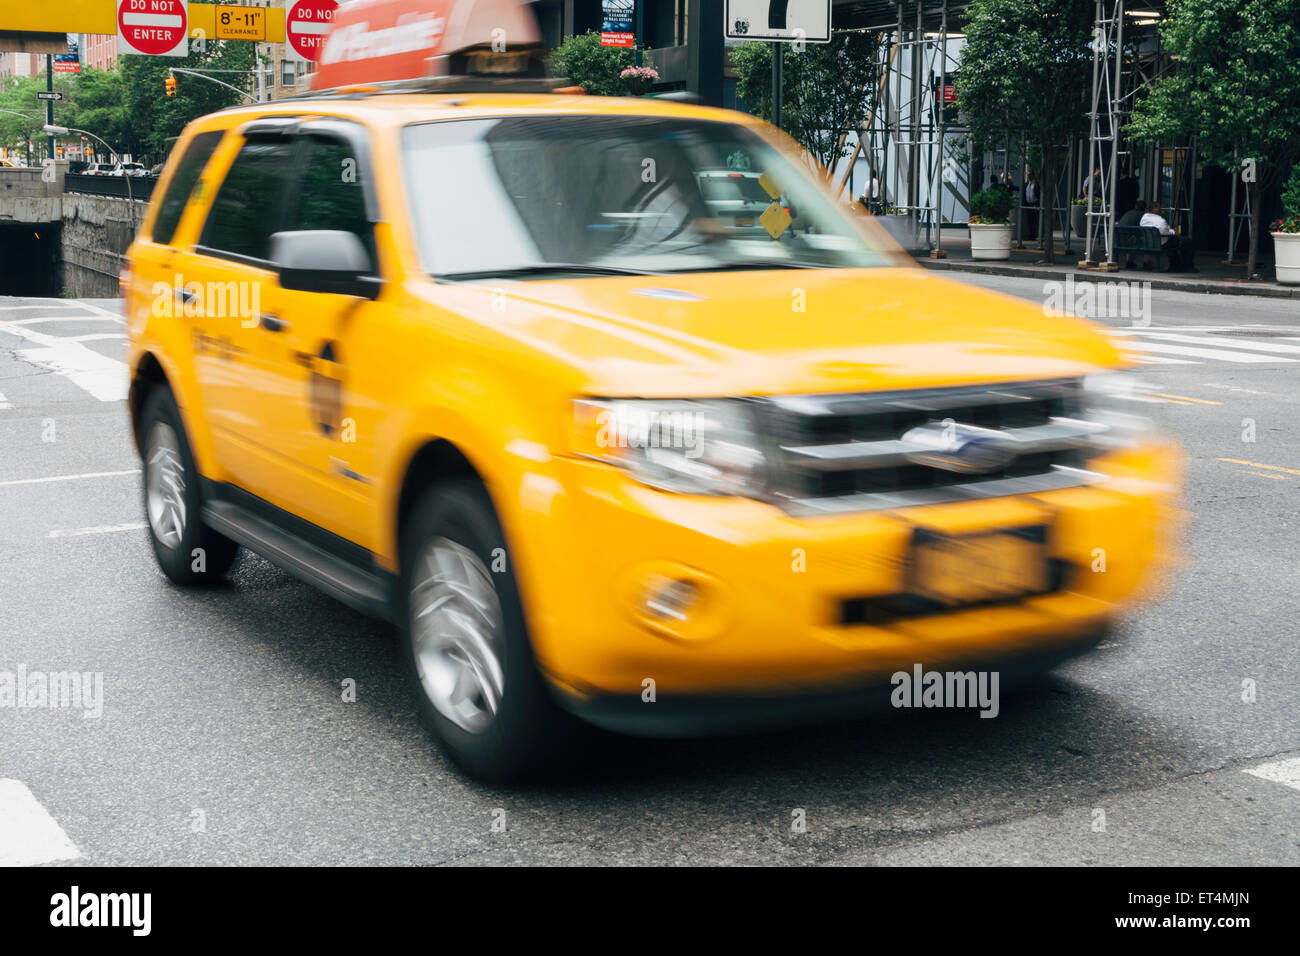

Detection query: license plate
xmin=908 ymin=525 xmax=1051 ymax=608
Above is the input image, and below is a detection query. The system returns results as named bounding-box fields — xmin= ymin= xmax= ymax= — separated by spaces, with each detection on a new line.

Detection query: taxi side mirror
xmin=271 ymin=230 xmax=381 ymax=300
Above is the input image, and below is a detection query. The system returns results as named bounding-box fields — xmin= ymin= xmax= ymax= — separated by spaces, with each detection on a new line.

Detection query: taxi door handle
xmin=260 ymin=313 xmax=289 ymax=333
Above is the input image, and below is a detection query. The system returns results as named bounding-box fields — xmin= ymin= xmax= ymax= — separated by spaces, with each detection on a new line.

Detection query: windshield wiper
xmin=437 ymin=263 xmax=661 ymax=281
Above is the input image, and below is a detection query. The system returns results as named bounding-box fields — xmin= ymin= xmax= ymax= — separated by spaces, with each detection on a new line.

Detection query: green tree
xmin=120 ymin=24 xmax=258 ymax=160
xmin=549 ymin=31 xmax=639 ymax=97
xmin=1127 ymin=0 xmax=1300 ymax=276
xmin=731 ymin=33 xmax=882 ymax=175
xmin=64 ymin=68 xmax=131 ymax=161
xmin=956 ymin=0 xmax=1094 ymax=263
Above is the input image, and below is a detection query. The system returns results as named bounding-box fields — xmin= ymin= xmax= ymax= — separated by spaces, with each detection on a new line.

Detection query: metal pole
xmin=772 ymin=42 xmax=783 ymax=130
xmin=635 ymin=0 xmax=644 ymax=67
xmin=933 ymin=0 xmax=947 ymax=257
xmin=257 ymin=45 xmax=266 ymax=102
xmin=1082 ymin=0 xmax=1103 ymax=264
xmin=45 ymin=55 xmax=55 ymax=160
xmin=1103 ymin=0 xmax=1124 ymax=266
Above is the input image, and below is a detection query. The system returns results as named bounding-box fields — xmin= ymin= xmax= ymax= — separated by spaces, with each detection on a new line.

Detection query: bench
xmin=1114 ymin=224 xmax=1177 ymax=267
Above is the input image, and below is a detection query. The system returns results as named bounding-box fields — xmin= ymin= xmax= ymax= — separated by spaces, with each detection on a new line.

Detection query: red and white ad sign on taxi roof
xmin=311 ymin=0 xmax=541 ymax=89
xmin=286 ymin=0 xmax=339 ymax=63
xmin=117 ymin=0 xmax=189 ymax=57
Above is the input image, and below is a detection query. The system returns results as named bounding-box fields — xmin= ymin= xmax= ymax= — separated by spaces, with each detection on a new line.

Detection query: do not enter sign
xmin=286 ymin=0 xmax=339 ymax=63
xmin=117 ymin=0 xmax=189 ymax=57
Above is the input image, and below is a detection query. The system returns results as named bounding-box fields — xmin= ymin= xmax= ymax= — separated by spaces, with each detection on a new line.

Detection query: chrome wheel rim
xmin=145 ymin=420 xmax=187 ymax=550
xmin=411 ymin=538 xmax=505 ymax=735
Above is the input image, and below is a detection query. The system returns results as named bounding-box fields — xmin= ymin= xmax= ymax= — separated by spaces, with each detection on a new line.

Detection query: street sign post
xmin=724 ymin=0 xmax=831 ymax=43
xmin=117 ymin=0 xmax=189 ymax=57
xmin=285 ymin=0 xmax=338 ymax=62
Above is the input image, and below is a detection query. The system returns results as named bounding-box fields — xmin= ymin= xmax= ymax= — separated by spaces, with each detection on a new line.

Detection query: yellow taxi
xmin=122 ymin=0 xmax=1179 ymax=780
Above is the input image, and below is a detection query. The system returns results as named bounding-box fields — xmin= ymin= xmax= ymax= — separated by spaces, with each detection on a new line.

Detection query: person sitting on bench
xmin=1140 ymin=202 xmax=1195 ymax=272
xmin=1118 ymin=200 xmax=1147 ymax=269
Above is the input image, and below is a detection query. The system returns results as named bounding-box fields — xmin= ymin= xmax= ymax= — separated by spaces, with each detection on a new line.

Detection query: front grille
xmin=757 ymin=379 xmax=1107 ymax=514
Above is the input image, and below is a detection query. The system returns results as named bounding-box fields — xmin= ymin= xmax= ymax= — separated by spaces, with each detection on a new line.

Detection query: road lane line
xmin=0 ymin=780 xmax=81 ymax=866
xmin=6 ymin=316 xmax=112 ymax=326
xmin=1152 ymin=393 xmax=1223 ymax=405
xmin=1120 ymin=353 xmax=1198 ymax=365
xmin=0 ymin=392 xmax=10 ymax=410
xmin=1244 ymin=757 xmax=1300 ymax=792
xmin=48 ymin=522 xmax=147 ymax=538
xmin=67 ymin=333 xmax=126 ymax=342
xmin=1118 ymin=340 xmax=1294 ymax=363
xmin=0 ymin=468 xmax=140 ymax=488
xmin=1217 ymin=458 xmax=1300 ymax=476
xmin=1245 ymin=471 xmax=1290 ymax=480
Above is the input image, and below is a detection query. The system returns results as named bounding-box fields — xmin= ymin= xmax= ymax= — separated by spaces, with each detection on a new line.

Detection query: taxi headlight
xmin=1082 ymin=370 xmax=1160 ymax=445
xmin=572 ymin=398 xmax=766 ymax=496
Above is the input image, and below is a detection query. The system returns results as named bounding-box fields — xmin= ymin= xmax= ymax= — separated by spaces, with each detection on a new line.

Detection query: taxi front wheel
xmin=139 ymin=388 xmax=239 ymax=586
xmin=401 ymin=480 xmax=586 ymax=782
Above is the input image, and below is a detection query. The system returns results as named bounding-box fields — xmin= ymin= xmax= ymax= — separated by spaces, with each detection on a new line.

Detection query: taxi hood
xmin=427 ymin=268 xmax=1125 ymax=397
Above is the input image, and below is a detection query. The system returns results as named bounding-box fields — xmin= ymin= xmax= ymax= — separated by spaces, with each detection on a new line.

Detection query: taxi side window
xmin=285 ymin=136 xmax=377 ymax=271
xmin=150 ymin=130 xmax=223 ymax=246
xmin=198 ymin=137 xmax=295 ymax=264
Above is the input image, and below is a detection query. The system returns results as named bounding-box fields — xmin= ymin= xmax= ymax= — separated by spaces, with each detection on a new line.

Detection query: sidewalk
xmin=913 ymin=230 xmax=1300 ymax=299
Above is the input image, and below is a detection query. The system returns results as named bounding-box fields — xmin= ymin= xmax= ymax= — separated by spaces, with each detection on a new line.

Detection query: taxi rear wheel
xmin=401 ymin=480 xmax=584 ymax=782
xmin=139 ymin=388 xmax=239 ymax=585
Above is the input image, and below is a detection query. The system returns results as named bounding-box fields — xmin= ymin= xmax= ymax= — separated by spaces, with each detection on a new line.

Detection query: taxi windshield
xmin=401 ymin=114 xmax=890 ymax=279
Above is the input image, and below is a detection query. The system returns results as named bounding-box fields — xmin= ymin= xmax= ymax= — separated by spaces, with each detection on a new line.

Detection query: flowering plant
xmin=620 ymin=65 xmax=659 ymax=95
xmin=1271 ymin=215 xmax=1300 ymax=235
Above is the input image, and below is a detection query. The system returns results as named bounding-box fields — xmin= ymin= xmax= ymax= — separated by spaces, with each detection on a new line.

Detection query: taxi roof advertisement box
xmin=311 ymin=0 xmax=541 ymax=88
xmin=117 ymin=0 xmax=189 ymax=57
xmin=286 ymin=0 xmax=339 ymax=63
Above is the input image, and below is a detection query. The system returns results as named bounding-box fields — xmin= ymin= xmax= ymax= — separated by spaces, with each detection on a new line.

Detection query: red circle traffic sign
xmin=287 ymin=0 xmax=339 ymax=62
xmin=118 ymin=0 xmax=188 ymax=56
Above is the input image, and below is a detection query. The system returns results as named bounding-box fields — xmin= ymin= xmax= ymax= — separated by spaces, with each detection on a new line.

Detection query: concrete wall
xmin=0 ymin=165 xmax=63 ymax=225
xmin=60 ymin=192 xmax=143 ymax=298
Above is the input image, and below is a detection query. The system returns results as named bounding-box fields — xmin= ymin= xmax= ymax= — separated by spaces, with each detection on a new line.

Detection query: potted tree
xmin=1270 ymin=166 xmax=1300 ymax=284
xmin=968 ymin=186 xmax=1016 ymax=259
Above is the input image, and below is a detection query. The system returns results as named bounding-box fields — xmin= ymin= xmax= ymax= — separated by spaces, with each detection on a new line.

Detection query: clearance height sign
xmin=117 ymin=0 xmax=189 ymax=56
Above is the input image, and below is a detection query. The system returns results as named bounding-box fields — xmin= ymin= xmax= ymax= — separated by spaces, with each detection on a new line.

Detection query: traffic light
xmin=165 ymin=75 xmax=177 ymax=97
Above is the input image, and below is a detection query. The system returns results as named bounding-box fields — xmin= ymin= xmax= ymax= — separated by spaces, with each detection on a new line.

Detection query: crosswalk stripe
xmin=1117 ymin=340 xmax=1293 ymax=363
xmin=1244 ymin=757 xmax=1300 ymax=792
xmin=1120 ymin=353 xmax=1196 ymax=365
xmin=1131 ymin=331 xmax=1300 ymax=355
xmin=0 ymin=391 xmax=10 ymax=410
xmin=0 ymin=779 xmax=80 ymax=866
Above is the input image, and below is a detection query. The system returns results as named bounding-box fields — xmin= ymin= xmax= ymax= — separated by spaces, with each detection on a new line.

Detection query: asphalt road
xmin=1 ymin=280 xmax=1297 ymax=866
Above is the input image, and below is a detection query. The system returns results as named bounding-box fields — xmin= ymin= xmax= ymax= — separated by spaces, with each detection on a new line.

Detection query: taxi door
xmin=180 ymin=121 xmax=298 ymax=501
xmin=252 ymin=122 xmax=388 ymax=550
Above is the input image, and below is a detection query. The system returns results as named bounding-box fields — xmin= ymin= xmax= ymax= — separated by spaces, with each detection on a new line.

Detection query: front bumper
xmin=513 ymin=441 xmax=1179 ymax=714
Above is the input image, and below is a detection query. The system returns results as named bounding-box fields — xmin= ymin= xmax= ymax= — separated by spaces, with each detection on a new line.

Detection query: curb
xmin=916 ymin=258 xmax=1300 ymax=300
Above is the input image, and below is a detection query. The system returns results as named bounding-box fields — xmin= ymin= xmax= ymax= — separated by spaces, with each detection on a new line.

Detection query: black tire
xmin=139 ymin=387 xmax=239 ymax=585
xmin=401 ymin=480 xmax=585 ymax=782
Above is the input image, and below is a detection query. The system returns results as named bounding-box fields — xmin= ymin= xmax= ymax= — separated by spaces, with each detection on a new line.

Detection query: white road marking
xmin=16 ymin=344 xmax=128 ymax=401
xmin=1116 ymin=339 xmax=1292 ymax=363
xmin=67 ymin=333 xmax=126 ymax=342
xmin=1120 ymin=353 xmax=1196 ymax=365
xmin=1133 ymin=331 xmax=1300 ymax=355
xmin=0 ymin=779 xmax=81 ymax=866
xmin=6 ymin=315 xmax=112 ymax=326
xmin=0 ymin=468 xmax=140 ymax=488
xmin=1244 ymin=757 xmax=1300 ymax=792
xmin=48 ymin=522 xmax=148 ymax=538
xmin=0 ymin=391 xmax=10 ymax=410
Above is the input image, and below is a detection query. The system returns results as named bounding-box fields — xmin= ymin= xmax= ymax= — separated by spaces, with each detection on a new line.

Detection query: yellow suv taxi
xmin=123 ymin=4 xmax=1178 ymax=782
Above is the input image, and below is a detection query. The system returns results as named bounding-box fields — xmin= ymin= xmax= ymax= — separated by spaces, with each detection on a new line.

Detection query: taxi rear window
xmin=150 ymin=130 xmax=224 ymax=246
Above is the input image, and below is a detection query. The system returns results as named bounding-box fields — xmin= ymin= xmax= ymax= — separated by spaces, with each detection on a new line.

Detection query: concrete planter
xmin=969 ymin=222 xmax=1012 ymax=260
xmin=1070 ymin=204 xmax=1087 ymax=238
xmin=1272 ymin=232 xmax=1300 ymax=284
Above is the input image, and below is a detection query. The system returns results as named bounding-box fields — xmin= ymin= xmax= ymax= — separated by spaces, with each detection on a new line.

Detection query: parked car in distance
xmin=85 ymin=163 xmax=116 ymax=176
xmin=113 ymin=162 xmax=149 ymax=178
